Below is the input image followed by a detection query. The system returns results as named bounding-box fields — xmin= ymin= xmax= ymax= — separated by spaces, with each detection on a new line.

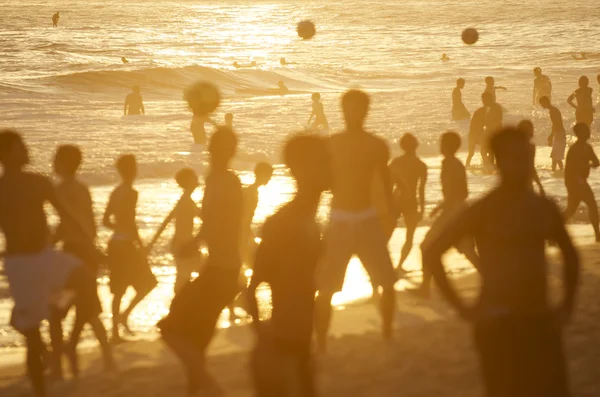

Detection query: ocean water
xmin=1 ymin=0 xmax=600 ymax=348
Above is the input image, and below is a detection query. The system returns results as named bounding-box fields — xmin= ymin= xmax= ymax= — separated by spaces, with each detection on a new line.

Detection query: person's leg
xmin=562 ymin=189 xmax=581 ymax=222
xmin=558 ymin=160 xmax=564 ymax=171
xmin=120 ymin=286 xmax=152 ymax=335
xmin=314 ymin=290 xmax=335 ymax=353
xmin=48 ymin=307 xmax=64 ymax=380
xmin=580 ymin=184 xmax=600 ymax=240
xmin=473 ymin=320 xmax=506 ymax=397
xmin=552 ymin=160 xmax=557 ymax=172
xmin=397 ymin=218 xmax=417 ymax=272
xmin=111 ymin=291 xmax=125 ymax=343
xmin=23 ymin=328 xmax=46 ymax=397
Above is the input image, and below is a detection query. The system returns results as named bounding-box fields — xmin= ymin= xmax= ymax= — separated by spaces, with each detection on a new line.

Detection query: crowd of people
xmin=0 ymin=79 xmax=599 ymax=397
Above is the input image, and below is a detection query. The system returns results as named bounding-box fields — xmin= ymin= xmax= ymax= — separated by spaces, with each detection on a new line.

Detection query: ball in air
xmin=184 ymin=81 xmax=220 ymax=116
xmin=461 ymin=28 xmax=479 ymax=45
xmin=297 ymin=20 xmax=316 ymax=40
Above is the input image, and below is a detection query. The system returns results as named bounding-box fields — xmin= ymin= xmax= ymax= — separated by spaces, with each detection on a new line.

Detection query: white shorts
xmin=4 ymin=248 xmax=81 ymax=331
xmin=317 ymin=208 xmax=395 ymax=293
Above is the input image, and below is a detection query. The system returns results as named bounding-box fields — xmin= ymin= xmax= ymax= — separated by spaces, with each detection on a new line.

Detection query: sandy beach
xmin=1 ymin=242 xmax=599 ymax=397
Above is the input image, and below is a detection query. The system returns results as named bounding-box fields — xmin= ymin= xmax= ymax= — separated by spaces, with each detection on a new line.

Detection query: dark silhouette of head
xmin=457 ymin=78 xmax=465 ymax=88
xmin=482 ymin=92 xmax=494 ymax=106
xmin=579 ymin=76 xmax=589 ymax=88
xmin=254 ymin=162 xmax=273 ymax=186
xmin=539 ymin=96 xmax=551 ymax=109
xmin=573 ymin=122 xmax=591 ymax=141
xmin=278 ymin=81 xmax=286 ymax=89
xmin=440 ymin=131 xmax=461 ymax=157
xmin=116 ymin=154 xmax=137 ymax=184
xmin=342 ymin=89 xmax=370 ymax=129
xmin=533 ymin=67 xmax=542 ymax=77
xmin=284 ymin=134 xmax=330 ymax=194
xmin=491 ymin=127 xmax=532 ymax=189
xmin=485 ymin=76 xmax=494 ymax=86
xmin=312 ymin=92 xmax=321 ymax=101
xmin=54 ymin=145 xmax=82 ymax=178
xmin=133 ymin=85 xmax=140 ymax=94
xmin=208 ymin=126 xmax=237 ymax=168
xmin=280 ymin=58 xmax=286 ymax=65
xmin=175 ymin=168 xmax=199 ymax=192
xmin=517 ymin=120 xmax=534 ymax=140
xmin=400 ymin=133 xmax=419 ymax=154
xmin=0 ymin=129 xmax=28 ymax=169
xmin=233 ymin=62 xmax=239 ymax=68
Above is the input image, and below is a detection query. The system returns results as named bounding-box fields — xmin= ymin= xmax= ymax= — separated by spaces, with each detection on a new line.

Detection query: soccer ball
xmin=297 ymin=20 xmax=316 ymax=40
xmin=184 ymin=81 xmax=220 ymax=116
xmin=462 ymin=28 xmax=479 ymax=45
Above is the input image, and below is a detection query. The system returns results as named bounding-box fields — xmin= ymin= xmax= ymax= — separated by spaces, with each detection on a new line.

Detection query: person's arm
xmin=102 ymin=193 xmax=116 ymax=229
xmin=422 ymin=205 xmax=475 ymax=320
xmin=132 ymin=191 xmax=144 ymax=248
xmin=589 ymin=147 xmax=600 ymax=168
xmin=418 ymin=165 xmax=427 ymax=217
xmin=533 ymin=83 xmax=538 ymax=105
xmin=145 ymin=204 xmax=177 ymax=254
xmin=378 ymin=144 xmax=394 ymax=213
xmin=307 ymin=109 xmax=315 ymax=126
xmin=567 ymin=93 xmax=577 ymax=109
xmin=496 ymin=86 xmax=507 ymax=91
xmin=47 ymin=186 xmax=95 ymax=248
xmin=548 ymin=201 xmax=579 ymax=324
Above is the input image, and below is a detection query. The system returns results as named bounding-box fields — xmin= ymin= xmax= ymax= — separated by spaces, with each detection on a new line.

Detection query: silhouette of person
xmin=146 ymin=168 xmax=201 ymax=294
xmin=224 ymin=113 xmax=234 ymax=129
xmin=124 ymin=85 xmax=145 ymax=116
xmin=307 ymin=93 xmax=329 ymax=132
xmin=483 ymin=76 xmax=507 ymax=103
xmin=533 ymin=67 xmax=552 ymax=105
xmin=466 ymin=93 xmax=487 ymax=168
xmin=482 ymin=92 xmax=503 ymax=170
xmin=517 ymin=120 xmax=545 ymax=196
xmin=441 ymin=53 xmax=450 ymax=62
xmin=233 ymin=61 xmax=257 ymax=69
xmin=158 ymin=127 xmax=243 ymax=396
xmin=52 ymin=145 xmax=114 ymax=377
xmin=567 ymin=76 xmax=595 ymax=129
xmin=563 ymin=123 xmax=600 ymax=241
xmin=103 ymin=155 xmax=157 ymax=343
xmin=121 ymin=57 xmax=129 ymax=64
xmin=411 ymin=132 xmax=480 ymax=298
xmin=571 ymin=52 xmax=587 ymax=60
xmin=52 ymin=12 xmax=59 ymax=27
xmin=279 ymin=57 xmax=296 ymax=66
xmin=247 ymin=135 xmax=330 ymax=397
xmin=190 ymin=113 xmax=217 ymax=146
xmin=452 ymin=78 xmax=470 ymax=121
xmin=277 ymin=80 xmax=290 ymax=95
xmin=0 ymin=130 xmax=97 ymax=397
xmin=314 ymin=90 xmax=396 ymax=353
xmin=423 ymin=126 xmax=579 ymax=397
xmin=540 ymin=96 xmax=566 ymax=172
xmin=390 ymin=133 xmax=427 ymax=275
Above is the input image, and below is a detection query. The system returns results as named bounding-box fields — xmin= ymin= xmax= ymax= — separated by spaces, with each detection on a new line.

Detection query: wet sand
xmin=2 ymin=243 xmax=600 ymax=397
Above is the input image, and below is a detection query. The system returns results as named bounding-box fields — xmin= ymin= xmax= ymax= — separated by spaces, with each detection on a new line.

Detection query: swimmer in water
xmin=233 ymin=61 xmax=257 ymax=69
xmin=52 ymin=12 xmax=60 ymax=27
xmin=121 ymin=57 xmax=129 ymax=64
xmin=307 ymin=93 xmax=329 ymax=132
xmin=279 ymin=57 xmax=296 ymax=66
xmin=276 ymin=81 xmax=290 ymax=95
xmin=441 ymin=54 xmax=450 ymax=62
xmin=483 ymin=76 xmax=507 ymax=103
xmin=533 ymin=67 xmax=552 ymax=105
xmin=124 ymin=86 xmax=145 ymax=116
xmin=567 ymin=76 xmax=595 ymax=129
xmin=571 ymin=52 xmax=588 ymax=60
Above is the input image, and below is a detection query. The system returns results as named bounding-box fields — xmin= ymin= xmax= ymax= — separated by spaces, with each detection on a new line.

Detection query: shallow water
xmin=1 ymin=0 xmax=600 ymax=348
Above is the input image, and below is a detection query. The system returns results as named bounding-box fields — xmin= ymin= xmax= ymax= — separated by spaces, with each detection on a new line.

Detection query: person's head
xmin=573 ymin=122 xmax=591 ymax=141
xmin=481 ymin=92 xmax=494 ymax=106
xmin=490 ymin=127 xmax=532 ymax=189
xmin=283 ymin=134 xmax=330 ymax=194
xmin=116 ymin=154 xmax=137 ymax=184
xmin=54 ymin=145 xmax=82 ymax=178
xmin=579 ymin=76 xmax=589 ymax=88
xmin=208 ymin=126 xmax=237 ymax=168
xmin=0 ymin=129 xmax=28 ymax=170
xmin=533 ymin=67 xmax=542 ymax=77
xmin=456 ymin=78 xmax=465 ymax=88
xmin=485 ymin=76 xmax=494 ymax=85
xmin=175 ymin=168 xmax=199 ymax=193
xmin=253 ymin=162 xmax=273 ymax=187
xmin=539 ymin=95 xmax=551 ymax=109
xmin=442 ymin=53 xmax=447 ymax=58
xmin=280 ymin=58 xmax=286 ymax=65
xmin=341 ymin=89 xmax=370 ymax=128
xmin=224 ymin=113 xmax=233 ymax=125
xmin=132 ymin=85 xmax=140 ymax=94
xmin=399 ymin=133 xmax=419 ymax=154
xmin=311 ymin=92 xmax=321 ymax=102
xmin=440 ymin=131 xmax=461 ymax=157
xmin=251 ymin=61 xmax=257 ymax=67
xmin=121 ymin=57 xmax=126 ymax=61
xmin=517 ymin=119 xmax=534 ymax=140
xmin=278 ymin=80 xmax=286 ymax=88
